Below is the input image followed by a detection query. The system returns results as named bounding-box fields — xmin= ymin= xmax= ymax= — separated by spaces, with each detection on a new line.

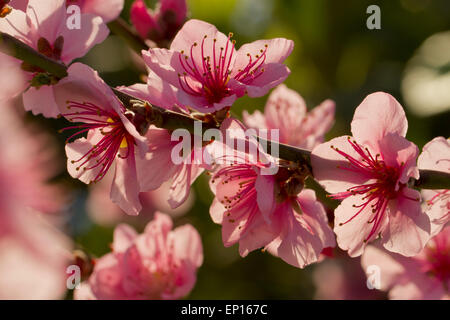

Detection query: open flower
xmin=75 ymin=212 xmax=203 ymax=300
xmin=361 ymin=226 xmax=450 ymax=300
xmin=243 ymin=84 xmax=335 ymax=150
xmin=142 ymin=19 xmax=293 ymax=113
xmin=0 ymin=0 xmax=108 ymax=116
xmin=54 ymin=63 xmax=148 ymax=215
xmin=418 ymin=137 xmax=449 ymax=236
xmin=209 ymin=119 xmax=335 ymax=268
xmin=311 ymin=92 xmax=430 ymax=257
xmin=130 ymin=0 xmax=186 ymax=46
xmin=66 ymin=0 xmax=124 ymax=22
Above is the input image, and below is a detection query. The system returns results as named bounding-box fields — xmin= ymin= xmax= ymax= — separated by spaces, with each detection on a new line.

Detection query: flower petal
xmin=381 ymin=188 xmax=430 ymax=257
xmin=23 ymin=85 xmax=59 ymax=118
xmin=59 ymin=14 xmax=109 ymax=63
xmin=351 ymin=92 xmax=408 ymax=150
xmin=110 ymin=151 xmax=142 ymax=216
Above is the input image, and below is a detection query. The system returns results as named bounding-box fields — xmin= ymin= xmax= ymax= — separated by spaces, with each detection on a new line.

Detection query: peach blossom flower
xmin=75 ymin=212 xmax=203 ymax=300
xmin=311 ymin=92 xmax=430 ymax=257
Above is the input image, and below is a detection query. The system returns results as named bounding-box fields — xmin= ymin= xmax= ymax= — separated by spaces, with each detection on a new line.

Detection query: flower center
xmin=212 ymin=164 xmax=257 ymax=213
xmin=421 ymin=232 xmax=450 ymax=284
xmin=59 ymin=101 xmax=134 ymax=183
xmin=330 ymin=137 xmax=408 ymax=241
xmin=177 ymin=33 xmax=267 ymax=104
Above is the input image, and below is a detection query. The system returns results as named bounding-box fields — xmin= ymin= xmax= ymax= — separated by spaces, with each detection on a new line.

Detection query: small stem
xmin=0 ymin=32 xmax=68 ymax=78
xmin=107 ymin=18 xmax=148 ymax=55
xmin=112 ymin=88 xmax=218 ymax=134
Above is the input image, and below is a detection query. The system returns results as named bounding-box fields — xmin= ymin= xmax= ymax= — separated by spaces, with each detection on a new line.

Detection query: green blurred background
xmin=30 ymin=0 xmax=450 ymax=299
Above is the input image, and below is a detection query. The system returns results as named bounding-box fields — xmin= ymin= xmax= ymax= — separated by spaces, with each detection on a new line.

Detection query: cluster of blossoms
xmin=0 ymin=0 xmax=448 ymax=300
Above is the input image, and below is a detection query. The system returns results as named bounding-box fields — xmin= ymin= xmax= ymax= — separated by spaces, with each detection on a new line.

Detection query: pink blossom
xmin=311 ymin=92 xmax=430 ymax=257
xmin=0 ymin=103 xmax=71 ymax=299
xmin=209 ymin=119 xmax=335 ymax=268
xmin=142 ymin=19 xmax=293 ymax=113
xmin=66 ymin=0 xmax=124 ymax=22
xmin=0 ymin=0 xmax=108 ymax=116
xmin=418 ymin=137 xmax=450 ymax=237
xmin=54 ymin=63 xmax=148 ymax=216
xmin=361 ymin=226 xmax=450 ymax=300
xmin=75 ymin=212 xmax=203 ymax=300
xmin=243 ymin=84 xmax=335 ymax=150
xmin=130 ymin=0 xmax=186 ymax=45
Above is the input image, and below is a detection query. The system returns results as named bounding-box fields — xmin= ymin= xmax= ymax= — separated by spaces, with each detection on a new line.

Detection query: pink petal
xmin=334 ymin=194 xmax=388 ymax=257
xmin=26 ymin=0 xmax=66 ymax=43
xmin=170 ymin=19 xmax=232 ymax=65
xmin=135 ymin=127 xmax=177 ymax=191
xmin=112 ymin=224 xmax=138 ymax=253
xmin=418 ymin=136 xmax=450 ymax=173
xmin=233 ymin=38 xmax=294 ymax=71
xmin=54 ymin=63 xmax=117 ymax=117
xmin=299 ymin=99 xmax=335 ymax=149
xmin=23 ymin=85 xmax=60 ymax=118
xmin=351 ymin=92 xmax=408 ymax=151
xmin=361 ymin=244 xmax=418 ymax=291
xmin=255 ymin=173 xmax=276 ymax=223
xmin=118 ymin=74 xmax=180 ymax=110
xmin=142 ymin=48 xmax=183 ymax=88
xmin=270 ymin=190 xmax=335 ymax=268
xmin=130 ymin=0 xmax=157 ymax=39
xmin=378 ymin=132 xmax=420 ymax=183
xmin=268 ymin=205 xmax=321 ymax=268
xmin=110 ymin=152 xmax=142 ymax=216
xmin=82 ymin=0 xmax=124 ymax=22
xmin=381 ymin=188 xmax=430 ymax=257
xmin=59 ymin=14 xmax=109 ymax=63
xmin=0 ymin=54 xmax=29 ymax=102
xmin=242 ymin=110 xmax=267 ymax=130
xmin=297 ymin=189 xmax=336 ymax=248
xmin=0 ymin=9 xmax=31 ymax=44
xmin=243 ymin=63 xmax=291 ymax=98
xmin=168 ymin=163 xmax=203 ymax=209
xmin=209 ymin=198 xmax=225 ymax=224
xmin=171 ymin=224 xmax=203 ymax=267
xmin=65 ymin=132 xmax=105 ymax=184
xmin=238 ymin=213 xmax=277 ymax=257
xmin=89 ymin=253 xmax=126 ymax=300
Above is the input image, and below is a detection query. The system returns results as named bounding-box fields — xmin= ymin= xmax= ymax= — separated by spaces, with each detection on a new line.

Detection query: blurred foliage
xmin=22 ymin=0 xmax=450 ymax=299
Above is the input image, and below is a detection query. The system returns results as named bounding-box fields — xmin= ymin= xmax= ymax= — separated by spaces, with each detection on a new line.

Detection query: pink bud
xmin=130 ymin=0 xmax=158 ymax=40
